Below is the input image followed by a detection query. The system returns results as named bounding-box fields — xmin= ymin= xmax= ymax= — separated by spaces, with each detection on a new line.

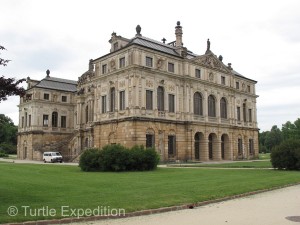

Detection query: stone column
xmin=200 ymin=139 xmax=209 ymax=161
xmin=213 ymin=139 xmax=222 ymax=161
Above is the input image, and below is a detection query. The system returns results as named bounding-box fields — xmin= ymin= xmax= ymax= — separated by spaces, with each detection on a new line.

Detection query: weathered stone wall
xmin=17 ymin=132 xmax=73 ymax=161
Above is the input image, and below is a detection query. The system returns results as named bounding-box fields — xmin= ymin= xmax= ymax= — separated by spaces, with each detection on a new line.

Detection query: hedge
xmin=79 ymin=144 xmax=160 ymax=172
xmin=271 ymin=139 xmax=300 ymax=170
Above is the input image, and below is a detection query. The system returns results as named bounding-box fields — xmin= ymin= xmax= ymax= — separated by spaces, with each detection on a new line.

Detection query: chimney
xmin=175 ymin=21 xmax=183 ymax=47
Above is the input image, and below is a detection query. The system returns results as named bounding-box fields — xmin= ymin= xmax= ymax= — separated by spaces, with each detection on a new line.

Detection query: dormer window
xmin=113 ymin=42 xmax=118 ymax=51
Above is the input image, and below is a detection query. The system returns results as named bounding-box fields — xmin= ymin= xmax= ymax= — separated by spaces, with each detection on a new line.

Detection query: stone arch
xmin=208 ymin=133 xmax=219 ymax=160
xmin=221 ymin=133 xmax=230 ymax=160
xmin=194 ymin=132 xmax=204 ymax=160
xmin=146 ymin=128 xmax=155 ymax=148
xmin=167 ymin=129 xmax=176 ymax=158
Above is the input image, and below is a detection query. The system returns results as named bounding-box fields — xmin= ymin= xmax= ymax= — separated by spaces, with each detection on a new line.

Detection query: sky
xmin=1 ymin=0 xmax=300 ymax=131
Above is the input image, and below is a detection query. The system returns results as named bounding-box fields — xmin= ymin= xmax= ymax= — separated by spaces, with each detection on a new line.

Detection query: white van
xmin=43 ymin=152 xmax=63 ymax=163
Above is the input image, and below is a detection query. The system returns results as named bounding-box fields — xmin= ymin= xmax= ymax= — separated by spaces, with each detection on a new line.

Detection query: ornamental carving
xmin=110 ymin=59 xmax=116 ymax=69
xmin=146 ymin=80 xmax=153 ymax=88
xmin=168 ymin=85 xmax=175 ymax=92
xmin=194 ymin=55 xmax=229 ymax=73
xmin=157 ymin=58 xmax=164 ymax=69
xmin=209 ymin=72 xmax=214 ymax=81
xmin=119 ymin=80 xmax=125 ymax=88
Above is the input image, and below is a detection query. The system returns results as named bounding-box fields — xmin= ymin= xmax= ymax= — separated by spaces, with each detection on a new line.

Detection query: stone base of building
xmin=17 ymin=131 xmax=73 ymax=161
xmin=71 ymin=117 xmax=259 ymax=162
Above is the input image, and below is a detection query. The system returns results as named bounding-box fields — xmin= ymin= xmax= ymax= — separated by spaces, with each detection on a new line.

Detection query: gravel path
xmin=71 ymin=184 xmax=300 ymax=225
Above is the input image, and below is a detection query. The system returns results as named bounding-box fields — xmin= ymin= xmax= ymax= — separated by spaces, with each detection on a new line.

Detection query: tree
xmin=281 ymin=118 xmax=300 ymax=141
xmin=0 ymin=114 xmax=18 ymax=154
xmin=0 ymin=45 xmax=26 ymax=102
xmin=271 ymin=139 xmax=300 ymax=170
xmin=264 ymin=125 xmax=282 ymax=151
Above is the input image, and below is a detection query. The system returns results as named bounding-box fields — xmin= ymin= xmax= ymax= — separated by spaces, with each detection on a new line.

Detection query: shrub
xmin=129 ymin=145 xmax=160 ymax=171
xmin=0 ymin=143 xmax=17 ymax=154
xmin=271 ymin=139 xmax=300 ymax=170
xmin=79 ymin=148 xmax=101 ymax=172
xmin=79 ymin=144 xmax=160 ymax=172
xmin=0 ymin=150 xmax=8 ymax=157
xmin=99 ymin=144 xmax=130 ymax=172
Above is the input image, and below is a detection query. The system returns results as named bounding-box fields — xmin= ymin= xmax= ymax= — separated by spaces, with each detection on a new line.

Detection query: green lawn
xmin=168 ymin=160 xmax=272 ymax=168
xmin=259 ymin=153 xmax=271 ymax=160
xmin=0 ymin=163 xmax=300 ymax=223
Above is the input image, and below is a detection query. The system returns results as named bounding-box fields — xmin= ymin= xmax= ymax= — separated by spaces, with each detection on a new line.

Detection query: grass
xmin=259 ymin=153 xmax=271 ymax=160
xmin=0 ymin=163 xmax=300 ymax=223
xmin=168 ymin=160 xmax=272 ymax=168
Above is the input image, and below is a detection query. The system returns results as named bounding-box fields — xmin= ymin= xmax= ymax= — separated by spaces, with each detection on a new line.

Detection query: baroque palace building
xmin=18 ymin=22 xmax=259 ymax=162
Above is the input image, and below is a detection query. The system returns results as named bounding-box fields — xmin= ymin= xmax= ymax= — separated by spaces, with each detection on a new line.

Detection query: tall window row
xmin=42 ymin=112 xmax=67 ymax=128
xmin=193 ymin=94 xmax=228 ymax=119
xmin=237 ymin=103 xmax=253 ymax=122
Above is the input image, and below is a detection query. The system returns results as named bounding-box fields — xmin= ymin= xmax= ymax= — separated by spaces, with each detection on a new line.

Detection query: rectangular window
xmin=247 ymin=85 xmax=251 ymax=93
xmin=146 ymin=90 xmax=153 ymax=110
xmin=62 ymin=96 xmax=67 ymax=102
xmin=44 ymin=93 xmax=49 ymax=100
xmin=102 ymin=64 xmax=107 ymax=74
xmin=168 ymin=94 xmax=175 ymax=113
xmin=168 ymin=135 xmax=176 ymax=156
xmin=248 ymin=109 xmax=252 ymax=122
xmin=43 ymin=115 xmax=49 ymax=127
xmin=236 ymin=82 xmax=240 ymax=89
xmin=61 ymin=116 xmax=66 ymax=128
xmin=101 ymin=96 xmax=107 ymax=113
xmin=28 ymin=115 xmax=31 ymax=127
xmin=195 ymin=69 xmax=201 ymax=78
xmin=146 ymin=134 xmax=155 ymax=148
xmin=119 ymin=91 xmax=125 ymax=110
xmin=249 ymin=139 xmax=254 ymax=154
xmin=168 ymin=62 xmax=174 ymax=72
xmin=238 ymin=138 xmax=243 ymax=155
xmin=237 ymin=107 xmax=241 ymax=121
xmin=119 ymin=57 xmax=125 ymax=68
xmin=146 ymin=56 xmax=153 ymax=67
xmin=21 ymin=116 xmax=24 ymax=128
xmin=221 ymin=76 xmax=226 ymax=85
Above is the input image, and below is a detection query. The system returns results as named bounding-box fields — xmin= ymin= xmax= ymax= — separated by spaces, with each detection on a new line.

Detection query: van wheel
xmin=43 ymin=159 xmax=46 ymax=163
xmin=60 ymin=161 xmax=62 ymax=163
xmin=51 ymin=159 xmax=53 ymax=163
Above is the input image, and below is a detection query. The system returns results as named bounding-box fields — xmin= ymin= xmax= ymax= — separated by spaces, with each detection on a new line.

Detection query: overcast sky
xmin=1 ymin=0 xmax=300 ymax=131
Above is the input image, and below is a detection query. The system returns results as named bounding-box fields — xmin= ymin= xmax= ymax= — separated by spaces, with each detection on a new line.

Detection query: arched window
xmin=52 ymin=112 xmax=58 ymax=127
xmin=208 ymin=95 xmax=216 ymax=117
xmin=193 ymin=92 xmax=203 ymax=115
xmin=110 ymin=87 xmax=115 ymax=112
xmin=157 ymin=86 xmax=164 ymax=111
xmin=220 ymin=97 xmax=227 ymax=119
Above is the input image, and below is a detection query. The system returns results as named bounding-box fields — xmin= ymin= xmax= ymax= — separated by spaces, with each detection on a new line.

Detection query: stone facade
xmin=18 ymin=22 xmax=259 ymax=161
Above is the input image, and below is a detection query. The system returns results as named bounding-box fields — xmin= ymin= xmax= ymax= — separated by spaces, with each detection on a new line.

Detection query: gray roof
xmin=35 ymin=77 xmax=77 ymax=92
xmin=130 ymin=36 xmax=180 ymax=57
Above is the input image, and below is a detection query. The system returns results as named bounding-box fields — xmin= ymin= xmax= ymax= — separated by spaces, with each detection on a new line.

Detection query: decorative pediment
xmin=191 ymin=53 xmax=231 ymax=73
